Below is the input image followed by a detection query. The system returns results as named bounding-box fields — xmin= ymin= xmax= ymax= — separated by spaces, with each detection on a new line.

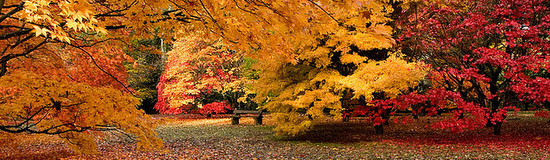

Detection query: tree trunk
xmin=0 ymin=61 xmax=6 ymax=77
xmin=374 ymin=125 xmax=384 ymax=134
xmin=343 ymin=115 xmax=350 ymax=122
xmin=493 ymin=121 xmax=502 ymax=135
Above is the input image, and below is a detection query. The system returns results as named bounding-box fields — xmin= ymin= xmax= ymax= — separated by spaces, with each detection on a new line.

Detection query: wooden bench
xmin=231 ymin=110 xmax=263 ymax=125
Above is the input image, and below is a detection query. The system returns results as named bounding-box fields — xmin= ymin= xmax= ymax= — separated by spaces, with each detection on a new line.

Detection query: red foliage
xmin=534 ymin=110 xmax=550 ymax=119
xmin=199 ymin=101 xmax=232 ymax=115
xmin=65 ymin=45 xmax=133 ymax=91
xmin=394 ymin=0 xmax=550 ymax=134
xmin=154 ymin=65 xmax=196 ymax=114
xmin=154 ymin=38 xmax=241 ymax=115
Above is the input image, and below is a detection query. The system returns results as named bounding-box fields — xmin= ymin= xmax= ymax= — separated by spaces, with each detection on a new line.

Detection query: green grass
xmin=156 ymin=124 xmax=275 ymax=141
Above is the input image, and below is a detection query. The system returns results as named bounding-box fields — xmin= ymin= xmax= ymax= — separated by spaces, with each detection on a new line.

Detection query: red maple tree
xmin=394 ymin=0 xmax=550 ymax=134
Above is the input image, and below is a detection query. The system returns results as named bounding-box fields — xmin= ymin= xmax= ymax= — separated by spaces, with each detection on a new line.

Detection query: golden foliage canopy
xmin=0 ymin=71 xmax=162 ymax=154
xmin=158 ymin=0 xmax=428 ymax=135
xmin=2 ymin=0 xmax=429 ymax=140
xmin=1 ymin=0 xmax=168 ymax=153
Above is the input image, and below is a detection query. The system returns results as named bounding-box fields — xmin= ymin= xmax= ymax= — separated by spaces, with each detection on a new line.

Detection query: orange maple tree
xmin=0 ymin=0 xmax=165 ymax=153
xmin=155 ymin=35 xmax=251 ymax=115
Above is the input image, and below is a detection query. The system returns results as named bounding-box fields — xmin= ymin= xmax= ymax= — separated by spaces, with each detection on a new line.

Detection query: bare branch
xmin=198 ymin=0 xmax=224 ymax=33
xmin=0 ymin=39 xmax=47 ymax=78
xmin=95 ymin=0 xmax=138 ymax=18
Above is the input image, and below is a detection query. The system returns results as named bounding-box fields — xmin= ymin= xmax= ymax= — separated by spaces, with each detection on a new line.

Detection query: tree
xmin=340 ymin=55 xmax=428 ymax=134
xmin=149 ymin=0 xmax=427 ymax=136
xmin=0 ymin=71 xmax=163 ymax=154
xmin=0 ymin=0 xmax=165 ymax=153
xmin=396 ymin=0 xmax=550 ymax=134
xmin=155 ymin=35 xmax=253 ymax=115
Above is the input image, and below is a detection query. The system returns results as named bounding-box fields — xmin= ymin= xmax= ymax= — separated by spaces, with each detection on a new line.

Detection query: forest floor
xmin=1 ymin=112 xmax=550 ymax=159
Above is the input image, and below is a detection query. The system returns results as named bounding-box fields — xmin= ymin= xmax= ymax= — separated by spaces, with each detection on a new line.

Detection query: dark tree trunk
xmin=382 ymin=110 xmax=390 ymax=126
xmin=488 ymin=67 xmax=503 ymax=135
xmin=374 ymin=125 xmax=384 ymax=134
xmin=343 ymin=115 xmax=350 ymax=122
xmin=493 ymin=121 xmax=502 ymax=135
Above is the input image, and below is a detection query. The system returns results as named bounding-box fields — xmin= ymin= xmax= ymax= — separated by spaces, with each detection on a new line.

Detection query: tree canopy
xmin=0 ymin=0 xmax=168 ymax=153
xmin=395 ymin=0 xmax=550 ymax=134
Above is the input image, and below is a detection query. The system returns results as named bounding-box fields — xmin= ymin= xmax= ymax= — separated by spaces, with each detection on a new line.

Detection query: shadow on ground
xmin=288 ymin=116 xmax=550 ymax=149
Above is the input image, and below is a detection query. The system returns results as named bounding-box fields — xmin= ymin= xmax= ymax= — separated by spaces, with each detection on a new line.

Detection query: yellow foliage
xmin=5 ymin=0 xmax=430 ymax=137
xmin=340 ymin=53 xmax=368 ymax=65
xmin=0 ymin=71 xmax=163 ymax=153
xmin=341 ymin=55 xmax=428 ymax=101
xmin=141 ymin=0 xmax=427 ymax=136
xmin=254 ymin=63 xmax=345 ymax=136
xmin=18 ymin=0 xmax=108 ymax=43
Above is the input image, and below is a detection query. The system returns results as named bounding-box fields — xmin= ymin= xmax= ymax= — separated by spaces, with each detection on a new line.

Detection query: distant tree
xmin=155 ymin=35 xmax=254 ymax=115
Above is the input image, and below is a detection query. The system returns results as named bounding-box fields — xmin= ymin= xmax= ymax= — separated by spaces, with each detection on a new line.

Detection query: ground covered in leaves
xmin=1 ymin=113 xmax=549 ymax=159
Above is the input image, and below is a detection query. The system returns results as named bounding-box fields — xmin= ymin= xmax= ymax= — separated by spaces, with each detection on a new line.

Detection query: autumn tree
xmin=0 ymin=0 xmax=166 ymax=153
xmin=146 ymin=0 xmax=427 ymax=136
xmin=396 ymin=0 xmax=550 ymax=134
xmin=0 ymin=71 xmax=163 ymax=154
xmin=155 ymin=35 xmax=253 ymax=115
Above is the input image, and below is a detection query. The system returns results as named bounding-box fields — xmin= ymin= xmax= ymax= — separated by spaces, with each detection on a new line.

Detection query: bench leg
xmin=232 ymin=116 xmax=240 ymax=125
xmin=343 ymin=116 xmax=350 ymax=122
xmin=254 ymin=115 xmax=263 ymax=125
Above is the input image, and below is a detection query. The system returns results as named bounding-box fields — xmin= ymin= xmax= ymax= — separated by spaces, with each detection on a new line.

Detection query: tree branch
xmin=95 ymin=0 xmax=138 ymax=18
xmin=0 ymin=28 xmax=31 ymax=40
xmin=0 ymin=2 xmax=23 ymax=23
xmin=0 ymin=39 xmax=47 ymax=78
xmin=0 ymin=61 xmax=6 ymax=76
xmin=68 ymin=44 xmax=136 ymax=95
xmin=307 ymin=0 xmax=341 ymax=26
xmin=198 ymin=0 xmax=224 ymax=33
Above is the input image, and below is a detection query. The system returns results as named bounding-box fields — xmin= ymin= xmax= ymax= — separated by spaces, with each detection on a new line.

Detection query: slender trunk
xmin=374 ymin=125 xmax=384 ymax=134
xmin=488 ymin=67 xmax=503 ymax=135
xmin=493 ymin=121 xmax=502 ymax=135
xmin=382 ymin=110 xmax=390 ymax=125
